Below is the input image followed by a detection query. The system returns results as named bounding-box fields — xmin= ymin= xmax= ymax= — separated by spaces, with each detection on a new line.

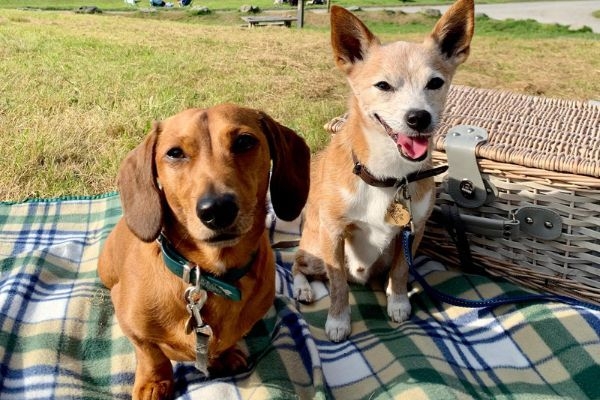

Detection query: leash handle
xmin=402 ymin=229 xmax=600 ymax=311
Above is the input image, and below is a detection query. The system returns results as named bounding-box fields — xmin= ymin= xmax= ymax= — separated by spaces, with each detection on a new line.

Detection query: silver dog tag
xmin=195 ymin=324 xmax=213 ymax=376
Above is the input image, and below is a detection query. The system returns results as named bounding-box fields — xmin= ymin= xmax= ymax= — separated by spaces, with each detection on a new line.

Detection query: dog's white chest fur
xmin=341 ymin=180 xmax=432 ymax=284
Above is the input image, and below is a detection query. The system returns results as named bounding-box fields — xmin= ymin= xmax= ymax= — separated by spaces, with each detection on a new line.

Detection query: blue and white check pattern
xmin=1 ymin=193 xmax=600 ymax=399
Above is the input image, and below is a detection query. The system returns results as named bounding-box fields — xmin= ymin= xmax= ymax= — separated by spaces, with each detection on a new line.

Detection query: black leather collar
xmin=351 ymin=152 xmax=448 ymax=188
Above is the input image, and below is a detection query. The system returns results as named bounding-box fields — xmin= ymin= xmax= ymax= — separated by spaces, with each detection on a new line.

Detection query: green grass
xmin=474 ymin=14 xmax=595 ymax=36
xmin=0 ymin=0 xmax=447 ymax=11
xmin=0 ymin=8 xmax=598 ymax=201
xmin=0 ymin=0 xmax=570 ymax=12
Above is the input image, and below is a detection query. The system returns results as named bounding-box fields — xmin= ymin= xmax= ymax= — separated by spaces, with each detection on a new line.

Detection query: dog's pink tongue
xmin=396 ymin=135 xmax=429 ymax=160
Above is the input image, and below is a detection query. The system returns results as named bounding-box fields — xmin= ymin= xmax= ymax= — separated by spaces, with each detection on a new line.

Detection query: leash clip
xmin=393 ymin=177 xmax=408 ymax=190
xmin=402 ymin=186 xmax=416 ymax=234
xmin=184 ymin=267 xmax=209 ymax=328
xmin=183 ymin=267 xmax=213 ymax=376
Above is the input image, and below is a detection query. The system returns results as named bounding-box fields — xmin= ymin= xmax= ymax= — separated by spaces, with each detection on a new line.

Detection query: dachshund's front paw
xmin=209 ymin=346 xmax=248 ymax=376
xmin=133 ymin=379 xmax=174 ymax=400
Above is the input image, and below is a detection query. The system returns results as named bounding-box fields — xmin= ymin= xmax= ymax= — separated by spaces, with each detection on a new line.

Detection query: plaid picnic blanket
xmin=1 ymin=193 xmax=600 ymax=399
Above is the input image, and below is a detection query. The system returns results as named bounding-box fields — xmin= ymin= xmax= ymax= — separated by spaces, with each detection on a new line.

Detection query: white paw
xmin=387 ymin=294 xmax=411 ymax=323
xmin=325 ymin=306 xmax=351 ymax=342
xmin=293 ymin=273 xmax=314 ymax=303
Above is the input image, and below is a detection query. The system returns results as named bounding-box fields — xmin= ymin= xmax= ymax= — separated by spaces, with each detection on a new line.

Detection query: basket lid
xmin=434 ymin=85 xmax=600 ymax=178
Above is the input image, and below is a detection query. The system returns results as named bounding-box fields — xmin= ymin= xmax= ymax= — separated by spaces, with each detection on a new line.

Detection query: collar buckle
xmin=182 ymin=262 xmax=194 ymax=285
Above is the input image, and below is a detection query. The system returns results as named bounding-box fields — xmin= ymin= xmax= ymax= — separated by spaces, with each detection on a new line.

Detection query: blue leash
xmin=402 ymin=229 xmax=600 ymax=311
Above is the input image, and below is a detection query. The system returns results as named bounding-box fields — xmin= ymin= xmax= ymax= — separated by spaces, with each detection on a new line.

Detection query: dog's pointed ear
xmin=117 ymin=122 xmax=164 ymax=242
xmin=330 ymin=5 xmax=381 ymax=74
xmin=260 ymin=113 xmax=310 ymax=221
xmin=427 ymin=0 xmax=474 ymax=65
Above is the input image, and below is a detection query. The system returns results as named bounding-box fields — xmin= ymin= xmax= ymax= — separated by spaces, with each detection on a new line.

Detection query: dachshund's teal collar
xmin=157 ymin=233 xmax=254 ymax=301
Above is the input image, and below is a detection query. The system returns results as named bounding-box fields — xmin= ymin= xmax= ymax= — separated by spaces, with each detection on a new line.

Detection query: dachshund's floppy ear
xmin=117 ymin=122 xmax=164 ymax=242
xmin=260 ymin=113 xmax=310 ymax=221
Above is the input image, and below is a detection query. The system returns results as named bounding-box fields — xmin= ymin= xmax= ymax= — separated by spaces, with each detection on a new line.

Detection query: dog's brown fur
xmin=98 ymin=104 xmax=310 ymax=399
xmin=292 ymin=0 xmax=474 ymax=342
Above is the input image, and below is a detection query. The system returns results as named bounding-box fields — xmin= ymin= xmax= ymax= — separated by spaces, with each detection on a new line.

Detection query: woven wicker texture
xmin=436 ymin=85 xmax=600 ymax=178
xmin=420 ymin=153 xmax=600 ymax=304
xmin=323 ymin=85 xmax=600 ymax=304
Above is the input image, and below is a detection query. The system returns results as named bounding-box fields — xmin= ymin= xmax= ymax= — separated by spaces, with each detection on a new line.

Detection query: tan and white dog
xmin=292 ymin=0 xmax=474 ymax=342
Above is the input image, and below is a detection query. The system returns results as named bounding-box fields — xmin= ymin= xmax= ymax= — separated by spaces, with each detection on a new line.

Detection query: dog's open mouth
xmin=374 ymin=114 xmax=430 ymax=162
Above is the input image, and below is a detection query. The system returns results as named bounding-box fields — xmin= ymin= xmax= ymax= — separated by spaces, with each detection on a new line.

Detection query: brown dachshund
xmin=98 ymin=104 xmax=310 ymax=399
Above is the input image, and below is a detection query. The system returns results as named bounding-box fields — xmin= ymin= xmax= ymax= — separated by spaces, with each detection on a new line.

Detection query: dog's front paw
xmin=209 ymin=346 xmax=248 ymax=376
xmin=293 ymin=273 xmax=314 ymax=303
xmin=133 ymin=379 xmax=173 ymax=400
xmin=387 ymin=294 xmax=411 ymax=323
xmin=325 ymin=306 xmax=351 ymax=342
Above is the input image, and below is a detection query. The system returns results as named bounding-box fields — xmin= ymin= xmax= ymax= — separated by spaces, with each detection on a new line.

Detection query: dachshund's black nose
xmin=196 ymin=193 xmax=239 ymax=230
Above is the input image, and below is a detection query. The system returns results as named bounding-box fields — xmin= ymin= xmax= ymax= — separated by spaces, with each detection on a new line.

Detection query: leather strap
xmin=351 ymin=152 xmax=448 ymax=188
xmin=158 ymin=233 xmax=254 ymax=301
xmin=440 ymin=203 xmax=476 ymax=273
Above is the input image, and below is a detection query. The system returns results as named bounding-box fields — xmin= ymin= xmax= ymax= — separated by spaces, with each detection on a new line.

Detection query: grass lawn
xmin=0 ymin=6 xmax=598 ymax=201
xmin=0 ymin=0 xmax=506 ymax=11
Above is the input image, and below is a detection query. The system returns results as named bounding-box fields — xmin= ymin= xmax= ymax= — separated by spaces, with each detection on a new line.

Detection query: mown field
xmin=0 ymin=0 xmax=518 ymax=11
xmin=0 ymin=6 xmax=599 ymax=201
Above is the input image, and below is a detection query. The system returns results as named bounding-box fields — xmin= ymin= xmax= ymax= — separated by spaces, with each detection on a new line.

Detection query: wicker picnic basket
xmin=325 ymin=85 xmax=600 ymax=304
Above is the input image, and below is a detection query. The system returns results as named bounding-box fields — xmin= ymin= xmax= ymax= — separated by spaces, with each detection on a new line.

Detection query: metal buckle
xmin=444 ymin=125 xmax=497 ymax=208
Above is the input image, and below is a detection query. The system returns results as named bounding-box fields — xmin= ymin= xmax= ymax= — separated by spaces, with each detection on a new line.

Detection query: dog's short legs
xmin=385 ymin=237 xmax=411 ymax=323
xmin=131 ymin=342 xmax=174 ymax=400
xmin=325 ymin=265 xmax=351 ymax=341
xmin=322 ymin=232 xmax=352 ymax=342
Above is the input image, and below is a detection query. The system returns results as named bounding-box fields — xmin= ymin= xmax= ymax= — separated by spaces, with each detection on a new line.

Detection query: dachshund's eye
xmin=232 ymin=134 xmax=258 ymax=154
xmin=374 ymin=81 xmax=393 ymax=92
xmin=166 ymin=147 xmax=185 ymax=159
xmin=426 ymin=77 xmax=445 ymax=90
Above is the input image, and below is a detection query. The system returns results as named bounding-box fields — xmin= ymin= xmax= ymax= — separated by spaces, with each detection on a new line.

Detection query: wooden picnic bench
xmin=241 ymin=16 xmax=297 ymax=28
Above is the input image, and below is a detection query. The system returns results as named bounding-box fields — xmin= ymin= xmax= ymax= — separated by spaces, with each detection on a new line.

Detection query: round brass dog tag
xmin=385 ymin=201 xmax=411 ymax=227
